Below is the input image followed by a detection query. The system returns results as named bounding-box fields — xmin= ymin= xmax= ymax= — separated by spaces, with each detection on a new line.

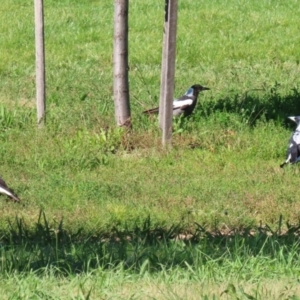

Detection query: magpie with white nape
xmin=143 ymin=84 xmax=210 ymax=117
xmin=280 ymin=116 xmax=300 ymax=168
xmin=0 ymin=176 xmax=21 ymax=202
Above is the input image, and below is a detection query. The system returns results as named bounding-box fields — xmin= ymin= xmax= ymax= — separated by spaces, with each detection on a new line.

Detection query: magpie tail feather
xmin=0 ymin=177 xmax=21 ymax=202
xmin=280 ymin=162 xmax=286 ymax=168
xmin=143 ymin=107 xmax=159 ymax=114
xmin=9 ymin=192 xmax=21 ymax=202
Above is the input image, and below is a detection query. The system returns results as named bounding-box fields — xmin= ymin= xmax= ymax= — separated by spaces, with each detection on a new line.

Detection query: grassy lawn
xmin=1 ymin=0 xmax=300 ymax=298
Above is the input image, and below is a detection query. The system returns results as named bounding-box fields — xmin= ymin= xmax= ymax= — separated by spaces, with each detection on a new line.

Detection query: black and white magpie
xmin=280 ymin=116 xmax=300 ymax=168
xmin=0 ymin=176 xmax=21 ymax=202
xmin=143 ymin=84 xmax=210 ymax=117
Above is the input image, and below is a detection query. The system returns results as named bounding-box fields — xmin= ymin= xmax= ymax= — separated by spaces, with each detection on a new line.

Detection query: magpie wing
xmin=172 ymin=98 xmax=193 ymax=109
xmin=293 ymin=131 xmax=300 ymax=145
xmin=287 ymin=139 xmax=300 ymax=163
xmin=175 ymin=95 xmax=193 ymax=101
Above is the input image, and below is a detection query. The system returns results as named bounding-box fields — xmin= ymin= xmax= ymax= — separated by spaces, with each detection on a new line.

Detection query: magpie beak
xmin=143 ymin=84 xmax=210 ymax=117
xmin=0 ymin=176 xmax=21 ymax=202
xmin=280 ymin=116 xmax=300 ymax=168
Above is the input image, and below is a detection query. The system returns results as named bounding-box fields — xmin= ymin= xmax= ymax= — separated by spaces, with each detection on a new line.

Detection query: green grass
xmin=0 ymin=118 xmax=298 ymax=233
xmin=1 ymin=272 xmax=299 ymax=299
xmin=1 ymin=0 xmax=300 ymax=298
xmin=1 ymin=273 xmax=299 ymax=299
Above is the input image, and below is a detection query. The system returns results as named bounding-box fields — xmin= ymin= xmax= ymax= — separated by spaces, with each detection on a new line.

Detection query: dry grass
xmin=105 ymin=280 xmax=300 ymax=300
xmin=1 ymin=272 xmax=299 ymax=300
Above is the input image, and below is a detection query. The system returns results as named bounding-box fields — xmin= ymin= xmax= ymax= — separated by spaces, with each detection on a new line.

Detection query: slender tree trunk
xmin=34 ymin=0 xmax=46 ymax=126
xmin=113 ymin=0 xmax=131 ymax=127
xmin=159 ymin=0 xmax=178 ymax=146
xmin=158 ymin=0 xmax=168 ymax=130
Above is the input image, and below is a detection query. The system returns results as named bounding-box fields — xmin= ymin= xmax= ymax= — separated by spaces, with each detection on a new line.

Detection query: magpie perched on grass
xmin=143 ymin=84 xmax=210 ymax=117
xmin=0 ymin=176 xmax=21 ymax=202
xmin=280 ymin=116 xmax=300 ymax=168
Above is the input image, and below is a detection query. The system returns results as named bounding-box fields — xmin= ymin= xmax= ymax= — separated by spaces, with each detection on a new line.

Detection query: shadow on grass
xmin=200 ymin=86 xmax=300 ymax=126
xmin=0 ymin=211 xmax=299 ymax=276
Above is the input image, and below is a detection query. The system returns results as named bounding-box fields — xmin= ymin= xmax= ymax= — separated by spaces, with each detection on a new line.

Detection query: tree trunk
xmin=34 ymin=0 xmax=46 ymax=126
xmin=113 ymin=0 xmax=131 ymax=127
xmin=159 ymin=0 xmax=178 ymax=146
